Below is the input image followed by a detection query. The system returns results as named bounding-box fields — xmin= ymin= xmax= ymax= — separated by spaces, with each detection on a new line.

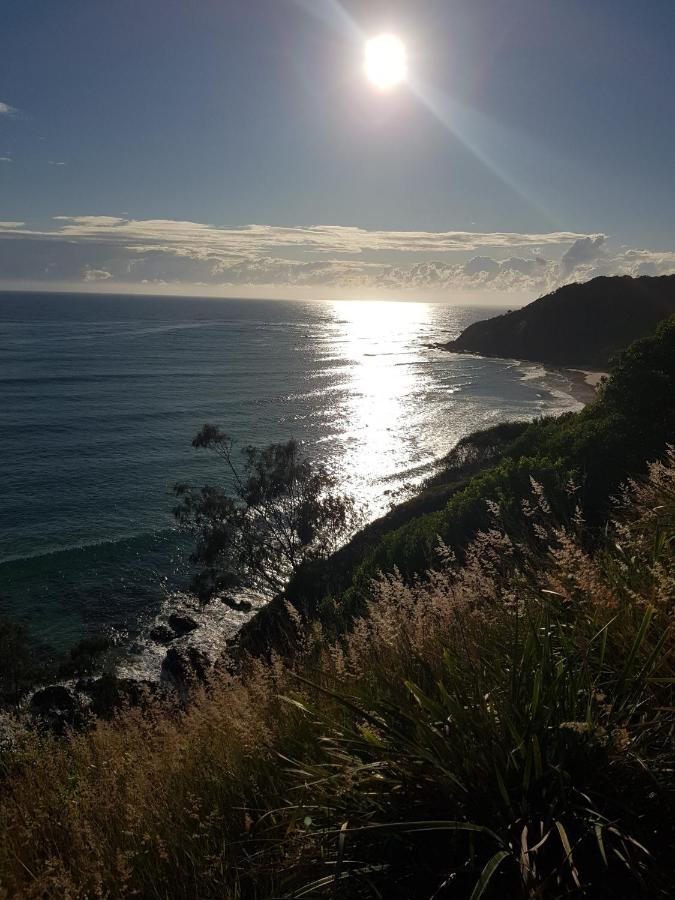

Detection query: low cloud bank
xmin=0 ymin=217 xmax=673 ymax=299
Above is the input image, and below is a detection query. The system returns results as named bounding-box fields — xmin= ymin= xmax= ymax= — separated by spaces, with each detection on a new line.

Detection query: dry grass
xmin=0 ymin=453 xmax=673 ymax=898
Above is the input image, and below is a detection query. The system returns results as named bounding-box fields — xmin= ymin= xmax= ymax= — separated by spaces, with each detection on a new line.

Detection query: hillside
xmin=238 ymin=316 xmax=675 ymax=655
xmin=0 ymin=321 xmax=673 ymax=897
xmin=443 ymin=274 xmax=675 ymax=367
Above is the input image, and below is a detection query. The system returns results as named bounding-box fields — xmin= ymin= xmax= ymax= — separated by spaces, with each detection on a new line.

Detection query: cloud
xmin=0 ymin=215 xmax=672 ymax=298
xmin=42 ymin=216 xmax=595 ymax=256
xmin=462 ymin=256 xmax=500 ymax=278
xmin=48 ymin=160 xmax=66 ymax=167
xmin=0 ymin=157 xmax=12 ymax=163
xmin=383 ymin=257 xmax=559 ymax=294
xmin=606 ymin=248 xmax=675 ymax=278
xmin=0 ymin=102 xmax=16 ymax=115
xmin=560 ymin=234 xmax=606 ymax=277
xmin=499 ymin=256 xmax=549 ymax=275
xmin=83 ymin=267 xmax=113 ymax=281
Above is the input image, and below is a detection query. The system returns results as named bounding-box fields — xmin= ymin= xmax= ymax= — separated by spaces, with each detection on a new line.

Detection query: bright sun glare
xmin=365 ymin=34 xmax=408 ymax=90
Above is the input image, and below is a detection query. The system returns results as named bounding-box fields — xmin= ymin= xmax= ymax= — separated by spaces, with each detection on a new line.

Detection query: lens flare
xmin=365 ymin=34 xmax=407 ymax=90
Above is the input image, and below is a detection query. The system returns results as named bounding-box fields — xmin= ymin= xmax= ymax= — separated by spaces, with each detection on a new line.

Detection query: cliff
xmin=443 ymin=274 xmax=675 ymax=367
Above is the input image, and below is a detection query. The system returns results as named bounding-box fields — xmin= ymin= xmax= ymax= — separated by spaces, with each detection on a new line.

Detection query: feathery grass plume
xmin=0 ymin=454 xmax=672 ymax=898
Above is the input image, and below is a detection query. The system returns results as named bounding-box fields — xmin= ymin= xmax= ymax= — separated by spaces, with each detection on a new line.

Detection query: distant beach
xmin=563 ymin=368 xmax=608 ymax=405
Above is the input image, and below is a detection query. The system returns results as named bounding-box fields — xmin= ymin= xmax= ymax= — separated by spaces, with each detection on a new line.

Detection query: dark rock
xmin=167 ymin=613 xmax=199 ymax=637
xmin=217 ymin=593 xmax=253 ymax=612
xmin=161 ymin=646 xmax=211 ymax=689
xmin=30 ymin=685 xmax=76 ymax=714
xmin=227 ymin=598 xmax=253 ymax=613
xmin=58 ymin=634 xmax=111 ymax=678
xmin=149 ymin=624 xmax=176 ymax=644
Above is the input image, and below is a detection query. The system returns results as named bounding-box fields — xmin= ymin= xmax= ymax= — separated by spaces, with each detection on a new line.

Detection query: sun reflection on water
xmin=326 ymin=300 xmax=436 ymax=513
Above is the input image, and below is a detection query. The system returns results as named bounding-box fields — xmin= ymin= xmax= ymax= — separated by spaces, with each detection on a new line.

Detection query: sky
xmin=1 ymin=0 xmax=675 ymax=303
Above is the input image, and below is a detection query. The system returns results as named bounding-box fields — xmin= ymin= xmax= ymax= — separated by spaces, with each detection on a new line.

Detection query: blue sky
xmin=1 ymin=0 xmax=674 ymax=300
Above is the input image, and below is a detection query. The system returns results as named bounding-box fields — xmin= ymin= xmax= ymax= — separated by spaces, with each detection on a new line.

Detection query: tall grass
xmin=0 ymin=453 xmax=673 ymax=898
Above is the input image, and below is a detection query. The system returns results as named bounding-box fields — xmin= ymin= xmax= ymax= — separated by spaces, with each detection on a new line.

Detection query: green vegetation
xmin=0 ymin=317 xmax=673 ymax=898
xmin=354 ymin=315 xmax=674 ymax=590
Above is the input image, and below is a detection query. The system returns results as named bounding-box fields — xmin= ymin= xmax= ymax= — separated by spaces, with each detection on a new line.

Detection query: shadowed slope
xmin=443 ymin=274 xmax=675 ymax=367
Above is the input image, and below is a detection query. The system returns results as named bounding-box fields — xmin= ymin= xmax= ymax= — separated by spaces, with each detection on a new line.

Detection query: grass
xmin=0 ymin=450 xmax=673 ymax=898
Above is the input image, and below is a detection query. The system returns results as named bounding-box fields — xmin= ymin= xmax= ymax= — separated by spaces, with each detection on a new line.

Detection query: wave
xmin=0 ymin=527 xmax=179 ymax=568
xmin=518 ymin=364 xmax=549 ymax=381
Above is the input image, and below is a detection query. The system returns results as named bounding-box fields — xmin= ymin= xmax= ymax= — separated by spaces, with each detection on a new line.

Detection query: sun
xmin=365 ymin=34 xmax=408 ymax=91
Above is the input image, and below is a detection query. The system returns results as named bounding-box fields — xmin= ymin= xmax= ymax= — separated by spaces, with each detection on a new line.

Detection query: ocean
xmin=0 ymin=292 xmax=582 ymax=675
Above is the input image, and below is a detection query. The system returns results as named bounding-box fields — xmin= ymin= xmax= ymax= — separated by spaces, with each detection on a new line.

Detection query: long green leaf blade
xmin=469 ymin=850 xmax=510 ymax=900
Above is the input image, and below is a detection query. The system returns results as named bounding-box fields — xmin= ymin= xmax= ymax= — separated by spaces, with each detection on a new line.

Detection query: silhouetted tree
xmin=174 ymin=426 xmax=358 ymax=603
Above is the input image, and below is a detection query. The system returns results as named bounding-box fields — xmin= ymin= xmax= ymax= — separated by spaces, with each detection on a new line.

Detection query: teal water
xmin=0 ymin=292 xmax=581 ymax=657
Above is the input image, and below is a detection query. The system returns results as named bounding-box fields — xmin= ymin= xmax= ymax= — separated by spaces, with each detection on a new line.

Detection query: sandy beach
xmin=564 ymin=368 xmax=608 ymax=405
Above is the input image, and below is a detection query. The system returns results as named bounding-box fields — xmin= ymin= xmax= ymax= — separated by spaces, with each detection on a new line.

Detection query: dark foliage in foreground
xmin=0 ymin=617 xmax=111 ymax=707
xmin=0 ymin=615 xmax=41 ymax=705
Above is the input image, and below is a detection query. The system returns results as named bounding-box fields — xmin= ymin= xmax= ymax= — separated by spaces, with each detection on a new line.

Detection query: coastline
xmin=119 ymin=358 xmax=606 ymax=681
xmin=560 ymin=367 xmax=608 ymax=406
xmin=7 ymin=354 xmax=612 ymax=713
xmin=436 ymin=343 xmax=606 ymax=408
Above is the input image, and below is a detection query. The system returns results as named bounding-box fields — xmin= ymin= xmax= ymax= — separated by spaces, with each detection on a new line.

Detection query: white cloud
xmin=463 ymin=256 xmax=501 ymax=278
xmin=0 ymin=215 xmax=672 ymax=298
xmin=43 ymin=216 xmax=596 ymax=256
xmin=48 ymin=160 xmax=66 ymax=167
xmin=0 ymin=157 xmax=12 ymax=163
xmin=0 ymin=102 xmax=16 ymax=115
xmin=83 ymin=267 xmax=113 ymax=281
xmin=621 ymin=248 xmax=675 ymax=274
xmin=559 ymin=234 xmax=607 ymax=277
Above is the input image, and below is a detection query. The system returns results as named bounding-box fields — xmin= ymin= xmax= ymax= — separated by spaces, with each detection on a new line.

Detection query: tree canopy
xmin=174 ymin=426 xmax=358 ymax=603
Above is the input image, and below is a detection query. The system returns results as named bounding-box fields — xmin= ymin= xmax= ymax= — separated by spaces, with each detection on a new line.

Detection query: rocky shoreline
xmin=0 ymin=594 xmax=266 ymax=740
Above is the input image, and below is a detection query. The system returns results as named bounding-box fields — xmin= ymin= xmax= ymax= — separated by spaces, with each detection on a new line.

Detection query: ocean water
xmin=0 ymin=292 xmax=581 ymax=668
